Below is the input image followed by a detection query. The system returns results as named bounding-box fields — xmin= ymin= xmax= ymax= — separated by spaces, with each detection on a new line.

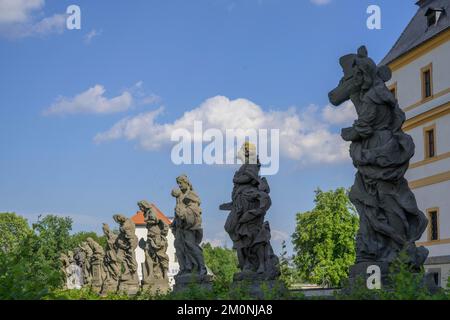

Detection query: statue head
xmin=113 ymin=214 xmax=126 ymax=225
xmin=328 ymin=46 xmax=392 ymax=106
xmin=102 ymin=223 xmax=110 ymax=234
xmin=176 ymin=174 xmax=192 ymax=193
xmin=237 ymin=141 xmax=257 ymax=164
xmin=137 ymin=200 xmax=152 ymax=212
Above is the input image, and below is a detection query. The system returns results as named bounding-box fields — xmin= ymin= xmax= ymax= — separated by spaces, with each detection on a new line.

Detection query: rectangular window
xmin=423 ymin=125 xmax=436 ymax=159
xmin=421 ymin=64 xmax=433 ymax=100
xmin=427 ymin=208 xmax=439 ymax=241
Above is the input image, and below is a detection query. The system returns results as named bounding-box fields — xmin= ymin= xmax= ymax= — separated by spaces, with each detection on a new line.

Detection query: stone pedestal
xmin=117 ymin=274 xmax=140 ymax=296
xmin=230 ymin=272 xmax=287 ymax=299
xmin=347 ymin=261 xmax=441 ymax=294
xmin=231 ymin=279 xmax=287 ymax=299
xmin=101 ymin=277 xmax=118 ymax=295
xmin=173 ymin=273 xmax=214 ymax=293
xmin=142 ymin=278 xmax=170 ymax=295
xmin=348 ymin=261 xmax=390 ymax=289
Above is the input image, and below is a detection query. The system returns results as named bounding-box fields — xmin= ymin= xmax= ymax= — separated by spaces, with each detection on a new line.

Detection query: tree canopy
xmin=0 ymin=212 xmax=30 ymax=254
xmin=292 ymin=188 xmax=359 ymax=287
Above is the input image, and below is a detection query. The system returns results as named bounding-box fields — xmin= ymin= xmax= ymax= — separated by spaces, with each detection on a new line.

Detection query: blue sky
xmin=0 ymin=0 xmax=418 ymax=252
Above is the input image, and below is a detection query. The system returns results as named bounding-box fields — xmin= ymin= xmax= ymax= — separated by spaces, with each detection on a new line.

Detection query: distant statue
xmin=60 ymin=251 xmax=83 ymax=290
xmin=60 ymin=252 xmax=70 ymax=289
xmin=328 ymin=46 xmax=429 ymax=273
xmin=80 ymin=241 xmax=93 ymax=286
xmin=86 ymin=237 xmax=105 ymax=293
xmin=171 ymin=175 xmax=207 ymax=277
xmin=113 ymin=214 xmax=140 ymax=294
xmin=101 ymin=223 xmax=120 ymax=293
xmin=138 ymin=201 xmax=170 ymax=282
xmin=220 ymin=142 xmax=280 ymax=281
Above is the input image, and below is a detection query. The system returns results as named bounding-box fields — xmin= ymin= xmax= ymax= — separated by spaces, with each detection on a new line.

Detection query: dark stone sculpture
xmin=171 ymin=175 xmax=212 ymax=291
xmin=220 ymin=143 xmax=284 ymax=296
xmin=113 ymin=214 xmax=140 ymax=295
xmin=138 ymin=200 xmax=170 ymax=293
xmin=328 ymin=46 xmax=431 ymax=286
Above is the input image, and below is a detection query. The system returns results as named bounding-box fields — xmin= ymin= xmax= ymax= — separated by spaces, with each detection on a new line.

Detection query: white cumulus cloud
xmin=44 ymin=82 xmax=159 ymax=116
xmin=322 ymin=100 xmax=357 ymax=126
xmin=95 ymin=95 xmax=351 ymax=165
xmin=0 ymin=0 xmax=66 ymax=38
xmin=0 ymin=0 xmax=44 ymax=24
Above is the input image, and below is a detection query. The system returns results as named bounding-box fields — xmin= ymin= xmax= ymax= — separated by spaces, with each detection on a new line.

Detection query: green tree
xmin=202 ymin=243 xmax=239 ymax=293
xmin=279 ymin=240 xmax=298 ymax=288
xmin=0 ymin=214 xmax=68 ymax=299
xmin=0 ymin=213 xmax=31 ymax=253
xmin=32 ymin=215 xmax=73 ymax=272
xmin=292 ymin=188 xmax=359 ymax=287
xmin=70 ymin=231 xmax=106 ymax=249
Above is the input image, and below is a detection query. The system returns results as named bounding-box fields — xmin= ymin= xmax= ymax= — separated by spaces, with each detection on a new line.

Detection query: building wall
xmin=135 ymin=225 xmax=147 ymax=282
xmin=386 ymin=35 xmax=450 ymax=287
xmin=387 ymin=40 xmax=450 ymax=111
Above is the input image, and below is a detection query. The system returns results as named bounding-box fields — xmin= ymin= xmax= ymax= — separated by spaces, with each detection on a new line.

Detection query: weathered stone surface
xmin=171 ymin=175 xmax=211 ymax=291
xmin=220 ymin=142 xmax=281 ymax=284
xmin=87 ymin=237 xmax=105 ymax=293
xmin=138 ymin=200 xmax=170 ymax=292
xmin=328 ymin=46 xmax=429 ymax=277
xmin=66 ymin=264 xmax=83 ymax=290
xmin=231 ymin=280 xmax=287 ymax=300
xmin=173 ymin=273 xmax=214 ymax=293
xmin=113 ymin=214 xmax=140 ymax=295
xmin=101 ymin=223 xmax=119 ymax=294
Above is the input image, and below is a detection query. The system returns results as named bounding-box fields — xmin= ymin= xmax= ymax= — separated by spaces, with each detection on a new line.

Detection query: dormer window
xmin=425 ymin=8 xmax=445 ymax=27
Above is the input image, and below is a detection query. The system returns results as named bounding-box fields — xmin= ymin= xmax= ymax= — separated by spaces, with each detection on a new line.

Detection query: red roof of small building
xmin=131 ymin=203 xmax=172 ymax=226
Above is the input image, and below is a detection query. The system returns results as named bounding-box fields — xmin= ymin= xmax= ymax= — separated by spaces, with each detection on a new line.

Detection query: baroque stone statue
xmin=80 ymin=241 xmax=93 ymax=286
xmin=138 ymin=200 xmax=170 ymax=293
xmin=113 ymin=214 xmax=140 ymax=295
xmin=171 ymin=174 xmax=212 ymax=291
xmin=328 ymin=46 xmax=430 ymax=284
xmin=220 ymin=142 xmax=281 ymax=287
xmin=101 ymin=223 xmax=120 ymax=294
xmin=86 ymin=237 xmax=105 ymax=293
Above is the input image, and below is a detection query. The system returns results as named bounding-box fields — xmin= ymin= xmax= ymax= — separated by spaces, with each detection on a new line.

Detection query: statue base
xmin=346 ymin=261 xmax=440 ymax=294
xmin=117 ymin=275 xmax=140 ymax=296
xmin=173 ymin=273 xmax=214 ymax=293
xmin=141 ymin=278 xmax=170 ymax=295
xmin=231 ymin=278 xmax=287 ymax=299
xmin=100 ymin=278 xmax=119 ymax=295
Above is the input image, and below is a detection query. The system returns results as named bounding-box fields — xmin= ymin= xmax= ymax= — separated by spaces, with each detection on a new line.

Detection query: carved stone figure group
xmin=60 ymin=44 xmax=431 ymax=295
xmin=60 ymin=206 xmax=170 ymax=295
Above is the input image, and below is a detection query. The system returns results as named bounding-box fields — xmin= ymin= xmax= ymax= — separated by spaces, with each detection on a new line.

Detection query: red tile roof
xmin=131 ymin=203 xmax=172 ymax=226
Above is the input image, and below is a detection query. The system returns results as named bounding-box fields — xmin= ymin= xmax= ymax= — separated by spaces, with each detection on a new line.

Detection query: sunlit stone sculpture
xmin=171 ymin=175 xmax=212 ymax=291
xmin=113 ymin=214 xmax=140 ymax=295
xmin=137 ymin=200 xmax=170 ymax=294
xmin=101 ymin=223 xmax=120 ymax=294
xmin=86 ymin=237 xmax=105 ymax=293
